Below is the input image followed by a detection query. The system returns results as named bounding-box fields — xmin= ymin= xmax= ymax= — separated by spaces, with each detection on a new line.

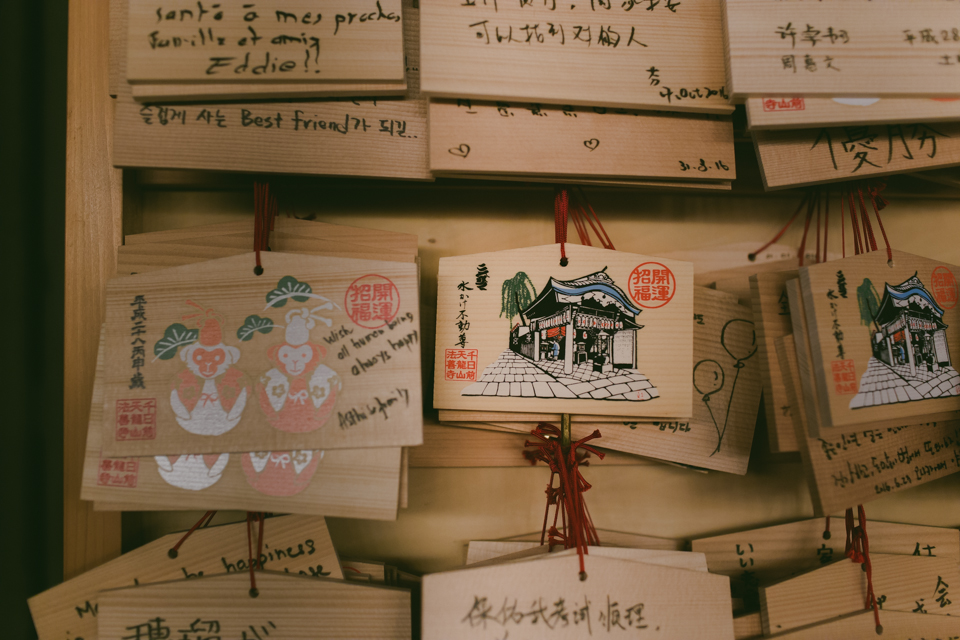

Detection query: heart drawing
xmin=449 ymin=144 xmax=470 ymax=158
xmin=584 ymin=139 xmax=600 ymax=151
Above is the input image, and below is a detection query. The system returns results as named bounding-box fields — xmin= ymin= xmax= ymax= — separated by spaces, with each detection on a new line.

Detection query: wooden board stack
xmin=112 ymin=0 xmax=430 ymax=180
xmin=433 ymin=242 xmax=765 ymax=475
xmin=28 ymin=515 xmax=411 ymax=640
xmin=422 ymin=543 xmax=735 ymax=639
xmin=81 ymin=218 xmax=422 ymax=519
xmin=719 ymin=0 xmax=960 ymax=188
xmin=693 ymin=517 xmax=960 ymax=637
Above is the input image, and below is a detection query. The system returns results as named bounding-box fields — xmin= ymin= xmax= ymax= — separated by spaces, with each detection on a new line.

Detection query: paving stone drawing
xmin=462 ymin=269 xmax=659 ymax=402
xmin=850 ymin=273 xmax=959 ymax=409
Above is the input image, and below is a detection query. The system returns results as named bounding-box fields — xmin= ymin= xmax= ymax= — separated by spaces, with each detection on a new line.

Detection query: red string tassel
xmin=554 ymin=187 xmax=569 ymax=266
xmin=525 ymin=423 xmax=605 ymax=580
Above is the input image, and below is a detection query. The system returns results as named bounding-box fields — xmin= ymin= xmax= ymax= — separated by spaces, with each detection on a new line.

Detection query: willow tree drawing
xmin=500 ymin=271 xmax=536 ymax=328
xmin=856 ymin=277 xmax=881 ymax=335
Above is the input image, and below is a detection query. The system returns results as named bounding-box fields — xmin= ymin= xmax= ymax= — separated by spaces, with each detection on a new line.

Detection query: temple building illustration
xmin=462 ymin=269 xmax=659 ymax=402
xmin=850 ymin=273 xmax=959 ymax=409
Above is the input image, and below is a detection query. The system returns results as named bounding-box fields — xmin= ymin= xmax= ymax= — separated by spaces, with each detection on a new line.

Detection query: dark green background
xmin=1 ymin=0 xmax=67 ymax=637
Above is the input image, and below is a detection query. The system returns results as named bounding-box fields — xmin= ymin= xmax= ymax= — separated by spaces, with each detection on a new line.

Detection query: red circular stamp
xmin=345 ymin=274 xmax=401 ymax=329
xmin=627 ymin=262 xmax=676 ymax=309
xmin=931 ymin=266 xmax=958 ymax=310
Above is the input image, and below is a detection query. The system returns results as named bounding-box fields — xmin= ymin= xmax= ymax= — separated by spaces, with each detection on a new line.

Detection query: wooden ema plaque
xmin=429 ymin=100 xmax=735 ymax=181
xmin=97 ymin=572 xmax=411 ymax=640
xmin=440 ymin=287 xmax=762 ymax=474
xmin=126 ymin=0 xmax=405 ymax=84
xmin=799 ymin=250 xmax=960 ymax=430
xmin=746 ymin=96 xmax=960 ymax=131
xmin=100 ymin=252 xmax=422 ymax=457
xmin=759 ymin=554 xmax=960 ymax=635
xmin=434 ymin=244 xmax=693 ymax=418
xmin=691 ymin=517 xmax=960 ymax=586
xmin=755 ymin=609 xmax=960 ymax=639
xmin=754 ymin=121 xmax=960 ymax=190
xmin=777 ymin=334 xmax=960 ymax=516
xmin=28 ymin=515 xmax=341 ymax=640
xmin=113 ymin=0 xmax=429 ymax=180
xmin=420 ymin=0 xmax=732 ymax=114
xmin=750 ymin=270 xmax=800 ymax=454
xmin=722 ymin=0 xmax=960 ymax=99
xmin=84 ymin=328 xmax=403 ymax=519
xmin=113 ymin=0 xmax=410 ymax=101
xmin=465 ymin=534 xmax=686 ymax=565
xmin=422 ymin=553 xmax=733 ymax=640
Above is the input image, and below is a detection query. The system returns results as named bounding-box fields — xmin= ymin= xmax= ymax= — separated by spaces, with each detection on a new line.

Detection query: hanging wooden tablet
xmin=97 ymin=572 xmax=411 ymax=640
xmin=691 ymin=517 xmax=960 ymax=586
xmin=723 ymin=0 xmax=960 ymax=99
xmin=115 ymin=0 xmax=407 ymax=101
xmin=113 ymin=0 xmax=430 ymax=180
xmin=429 ymin=100 xmax=735 ymax=181
xmin=422 ymin=553 xmax=734 ymax=640
xmin=99 ymin=251 xmax=422 ymax=457
xmin=750 ymin=269 xmax=800 ymax=453
xmin=434 ymin=243 xmax=693 ymax=418
xmin=799 ymin=249 xmax=960 ymax=430
xmin=28 ymin=515 xmax=340 ymax=640
xmin=759 ymin=554 xmax=960 ymax=635
xmin=776 ymin=334 xmax=960 ymax=515
xmin=126 ymin=0 xmax=405 ymax=84
xmin=746 ymin=96 xmax=960 ymax=131
xmin=420 ymin=0 xmax=732 ymax=114
xmin=754 ymin=122 xmax=960 ymax=190
xmin=784 ymin=277 xmax=828 ymax=439
xmin=440 ymin=286 xmax=760 ymax=473
xmin=759 ymin=609 xmax=960 ymax=639
xmin=84 ymin=327 xmax=404 ymax=518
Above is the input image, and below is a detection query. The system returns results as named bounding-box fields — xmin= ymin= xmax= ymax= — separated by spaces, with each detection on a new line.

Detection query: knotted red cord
xmin=555 ymin=187 xmax=569 ymax=266
xmin=167 ymin=510 xmax=217 ymax=558
xmin=246 ymin=512 xmax=266 ymax=597
xmin=822 ymin=515 xmax=831 ymax=540
xmin=798 ymin=199 xmax=814 ymax=267
xmin=857 ymin=187 xmax=879 ymax=253
xmin=845 ymin=505 xmax=882 ymax=634
xmin=525 ymin=423 xmax=604 ymax=580
xmin=253 ymin=183 xmax=277 ymax=274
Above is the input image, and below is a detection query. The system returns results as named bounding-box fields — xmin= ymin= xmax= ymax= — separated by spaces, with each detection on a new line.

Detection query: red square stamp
xmin=831 ymin=360 xmax=857 ymax=394
xmin=762 ymin=97 xmax=805 ymax=112
xmin=115 ymin=398 xmax=157 ymax=441
xmin=445 ymin=349 xmax=479 ymax=381
xmin=97 ymin=457 xmax=139 ymax=488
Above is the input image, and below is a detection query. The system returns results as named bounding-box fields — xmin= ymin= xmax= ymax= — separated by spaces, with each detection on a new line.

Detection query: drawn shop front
xmin=872 ymin=274 xmax=951 ymax=375
xmin=510 ymin=270 xmax=643 ymax=375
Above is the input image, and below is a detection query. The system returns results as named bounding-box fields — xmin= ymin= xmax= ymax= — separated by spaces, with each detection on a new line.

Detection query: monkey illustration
xmin=165 ymin=302 xmax=249 ymax=436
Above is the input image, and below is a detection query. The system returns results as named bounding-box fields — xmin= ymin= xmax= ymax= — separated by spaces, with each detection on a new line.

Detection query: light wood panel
xmin=723 ymin=0 xmax=960 ymax=99
xmin=420 ymin=0 xmax=732 ymax=113
xmin=430 ymin=100 xmax=735 ymax=181
xmin=746 ymin=96 xmax=960 ymax=131
xmin=125 ymin=0 xmax=405 ymax=84
xmin=64 ymin=0 xmax=124 ymax=580
xmin=755 ymin=123 xmax=960 ymax=190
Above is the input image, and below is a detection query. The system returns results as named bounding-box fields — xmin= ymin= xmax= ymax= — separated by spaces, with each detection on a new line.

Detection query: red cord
xmin=167 ymin=511 xmax=217 ymax=558
xmin=574 ymin=187 xmax=615 ymax=250
xmin=823 ymin=515 xmax=831 ymax=540
xmin=868 ymin=182 xmax=893 ymax=264
xmin=554 ymin=187 xmax=569 ymax=265
xmin=844 ymin=506 xmax=882 ymax=633
xmin=246 ymin=512 xmax=261 ymax=596
xmin=253 ymin=183 xmax=277 ymax=272
xmin=857 ymin=187 xmax=878 ymax=252
xmin=526 ymin=424 xmax=605 ymax=579
xmin=748 ymin=193 xmax=810 ymax=261
xmin=849 ymin=190 xmax=863 ymax=255
xmin=840 ymin=187 xmax=846 ymax=258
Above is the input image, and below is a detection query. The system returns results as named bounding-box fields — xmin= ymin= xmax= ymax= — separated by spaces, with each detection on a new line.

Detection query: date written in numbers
xmin=679 ymin=159 xmax=729 ymax=172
